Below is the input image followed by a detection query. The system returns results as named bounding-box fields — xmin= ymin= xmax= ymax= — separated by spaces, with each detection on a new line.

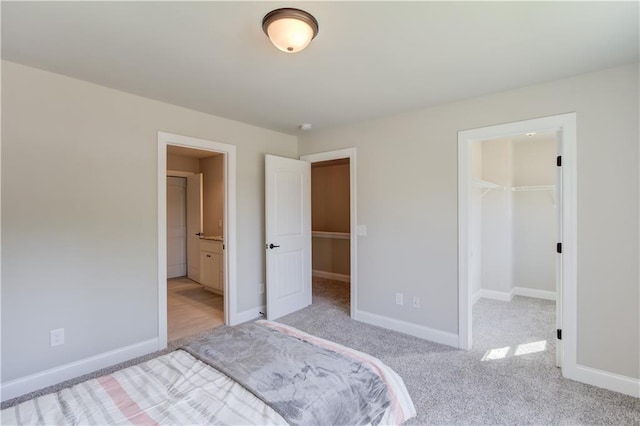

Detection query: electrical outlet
xmin=50 ymin=328 xmax=65 ymax=347
xmin=395 ymin=293 xmax=403 ymax=305
xmin=259 ymin=283 xmax=265 ymax=294
xmin=413 ymin=296 xmax=420 ymax=309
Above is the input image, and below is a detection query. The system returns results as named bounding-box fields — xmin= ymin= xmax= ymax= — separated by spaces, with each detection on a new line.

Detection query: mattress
xmin=2 ymin=321 xmax=416 ymax=425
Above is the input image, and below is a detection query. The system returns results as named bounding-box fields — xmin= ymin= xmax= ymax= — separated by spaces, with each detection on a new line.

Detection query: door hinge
xmin=556 ymin=242 xmax=562 ymax=253
xmin=556 ymin=156 xmax=562 ymax=167
xmin=557 ymin=329 xmax=562 ymax=340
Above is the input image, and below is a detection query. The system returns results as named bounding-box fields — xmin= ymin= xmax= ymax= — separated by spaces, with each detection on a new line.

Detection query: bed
xmin=2 ymin=320 xmax=416 ymax=425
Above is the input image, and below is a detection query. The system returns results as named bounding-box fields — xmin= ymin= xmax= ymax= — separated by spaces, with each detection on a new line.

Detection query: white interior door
xmin=186 ymin=173 xmax=203 ymax=282
xmin=265 ymin=155 xmax=311 ymax=320
xmin=167 ymin=177 xmax=187 ymax=278
xmin=555 ymin=132 xmax=563 ymax=368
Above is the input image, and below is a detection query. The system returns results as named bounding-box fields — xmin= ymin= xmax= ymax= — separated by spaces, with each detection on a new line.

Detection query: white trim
xmin=158 ymin=132 xmax=238 ymax=352
xmin=476 ymin=288 xmax=515 ymax=302
xmin=167 ymin=264 xmax=186 ymax=279
xmin=234 ymin=306 xmax=266 ymax=324
xmin=0 ymin=338 xmax=158 ymax=402
xmin=356 ymin=310 xmax=458 ymax=348
xmin=312 ymin=270 xmax=350 ymax=283
xmin=300 ymin=148 xmax=358 ymax=320
xmin=458 ymin=113 xmax=578 ymax=382
xmin=474 ymin=287 xmax=557 ymax=302
xmin=513 ymin=286 xmax=556 ymax=301
xmin=575 ymin=365 xmax=640 ymax=398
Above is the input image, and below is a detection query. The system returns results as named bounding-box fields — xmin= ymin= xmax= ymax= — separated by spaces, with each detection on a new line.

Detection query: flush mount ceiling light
xmin=262 ymin=8 xmax=319 ymax=53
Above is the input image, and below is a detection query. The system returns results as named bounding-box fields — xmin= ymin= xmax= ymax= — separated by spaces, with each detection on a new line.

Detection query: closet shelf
xmin=472 ymin=178 xmax=506 ymax=197
xmin=312 ymin=231 xmax=350 ymax=240
xmin=511 ymin=185 xmax=555 ymax=192
xmin=512 ymin=185 xmax=556 ymax=205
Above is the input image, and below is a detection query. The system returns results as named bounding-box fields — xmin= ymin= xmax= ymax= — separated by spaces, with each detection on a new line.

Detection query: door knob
xmin=268 ymin=243 xmax=280 ymax=249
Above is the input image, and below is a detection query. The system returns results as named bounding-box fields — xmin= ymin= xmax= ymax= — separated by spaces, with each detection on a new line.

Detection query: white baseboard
xmin=475 ymin=287 xmax=556 ymax=303
xmin=1 ymin=338 xmax=158 ymax=402
xmin=476 ymin=288 xmax=514 ymax=302
xmin=355 ymin=309 xmax=458 ymax=348
xmin=575 ymin=364 xmax=640 ymax=398
xmin=167 ymin=264 xmax=186 ymax=279
xmin=232 ymin=305 xmax=265 ymax=325
xmin=312 ymin=270 xmax=350 ymax=283
xmin=513 ymin=287 xmax=556 ymax=301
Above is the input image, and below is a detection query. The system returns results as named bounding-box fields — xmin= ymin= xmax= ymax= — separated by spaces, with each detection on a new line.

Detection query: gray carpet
xmin=277 ymin=278 xmax=640 ymax=425
xmin=3 ymin=278 xmax=640 ymax=425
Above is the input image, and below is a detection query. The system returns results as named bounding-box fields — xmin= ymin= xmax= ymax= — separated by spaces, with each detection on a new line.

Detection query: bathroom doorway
xmin=166 ymin=145 xmax=225 ymax=342
xmin=157 ymin=132 xmax=238 ymax=350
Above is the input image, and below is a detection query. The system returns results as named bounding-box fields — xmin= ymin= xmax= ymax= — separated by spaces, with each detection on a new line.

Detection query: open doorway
xmin=458 ymin=113 xmax=578 ymax=381
xmin=157 ymin=132 xmax=238 ymax=350
xmin=469 ymin=131 xmax=559 ymax=366
xmin=301 ymin=148 xmax=358 ymax=319
xmin=310 ymin=159 xmax=351 ymax=314
xmin=166 ymin=145 xmax=225 ymax=342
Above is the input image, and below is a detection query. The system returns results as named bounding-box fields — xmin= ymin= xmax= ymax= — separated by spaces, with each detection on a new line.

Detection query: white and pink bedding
xmin=2 ymin=321 xmax=416 ymax=425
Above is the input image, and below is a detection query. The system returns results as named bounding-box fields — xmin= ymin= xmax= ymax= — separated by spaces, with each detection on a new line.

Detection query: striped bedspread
xmin=2 ymin=321 xmax=416 ymax=425
xmin=2 ymin=350 xmax=288 ymax=425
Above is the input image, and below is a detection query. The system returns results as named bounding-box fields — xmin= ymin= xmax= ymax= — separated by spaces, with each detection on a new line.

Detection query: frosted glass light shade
xmin=262 ymin=8 xmax=319 ymax=53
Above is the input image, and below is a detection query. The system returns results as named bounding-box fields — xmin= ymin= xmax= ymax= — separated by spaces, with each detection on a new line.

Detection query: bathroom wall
xmin=200 ymin=154 xmax=224 ymax=237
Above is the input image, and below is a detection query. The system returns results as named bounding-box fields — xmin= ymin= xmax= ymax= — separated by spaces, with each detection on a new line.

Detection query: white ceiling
xmin=3 ymin=2 xmax=638 ymax=135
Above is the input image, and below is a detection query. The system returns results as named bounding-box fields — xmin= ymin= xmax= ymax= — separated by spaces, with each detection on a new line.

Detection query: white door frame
xmin=157 ymin=132 xmax=237 ymax=350
xmin=300 ymin=148 xmax=358 ymax=319
xmin=457 ymin=114 xmax=577 ymax=380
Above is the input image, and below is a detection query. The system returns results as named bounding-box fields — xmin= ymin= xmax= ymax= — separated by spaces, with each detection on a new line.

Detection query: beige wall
xmin=469 ymin=143 xmax=483 ymax=296
xmin=299 ymin=64 xmax=639 ymax=379
xmin=311 ymin=162 xmax=350 ymax=276
xmin=2 ymin=59 xmax=638 ymax=387
xmin=200 ymin=154 xmax=224 ymax=236
xmin=1 ymin=61 xmax=297 ymax=382
xmin=512 ymin=138 xmax=556 ymax=186
xmin=312 ymin=162 xmax=350 ymax=232
xmin=480 ymin=139 xmax=513 ymax=294
xmin=512 ymin=138 xmax=557 ymax=292
xmin=167 ymin=154 xmax=199 ymax=174
xmin=312 ymin=239 xmax=350 ymax=276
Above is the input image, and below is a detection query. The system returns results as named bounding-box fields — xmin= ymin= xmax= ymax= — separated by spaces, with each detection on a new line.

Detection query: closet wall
xmin=470 ymin=144 xmax=483 ymax=297
xmin=311 ymin=160 xmax=350 ymax=281
xmin=472 ymin=135 xmax=557 ymax=301
xmin=512 ymin=138 xmax=557 ymax=294
xmin=168 ymin=153 xmax=199 ymax=173
xmin=480 ymin=139 xmax=513 ymax=295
